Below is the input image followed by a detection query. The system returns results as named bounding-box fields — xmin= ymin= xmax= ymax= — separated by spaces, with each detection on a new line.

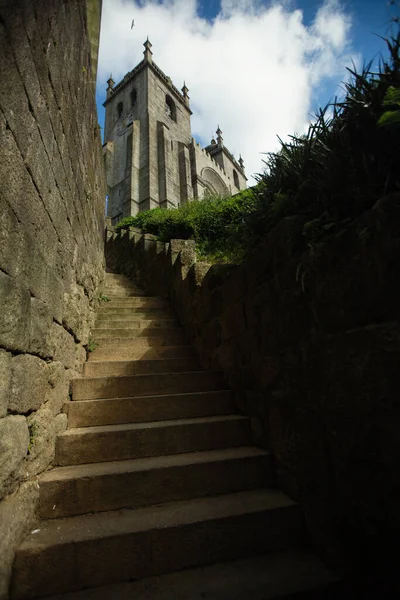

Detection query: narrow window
xmin=233 ymin=169 xmax=239 ymax=189
xmin=117 ymin=102 xmax=123 ymax=118
xmin=171 ymin=141 xmax=173 ymax=150
xmin=165 ymin=95 xmax=176 ymax=122
xmin=126 ymin=134 xmax=133 ymax=168
xmin=130 ymin=89 xmax=137 ymax=107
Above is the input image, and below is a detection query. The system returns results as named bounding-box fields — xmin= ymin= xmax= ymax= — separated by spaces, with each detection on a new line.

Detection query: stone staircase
xmin=11 ymin=273 xmax=338 ymax=599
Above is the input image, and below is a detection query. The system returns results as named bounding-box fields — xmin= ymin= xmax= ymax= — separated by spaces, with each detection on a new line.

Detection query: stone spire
xmin=106 ymin=74 xmax=115 ymax=99
xmin=143 ymin=37 xmax=153 ymax=63
xmin=216 ymin=125 xmax=224 ymax=147
xmin=238 ymin=154 xmax=245 ymax=171
xmin=181 ymin=81 xmax=190 ymax=106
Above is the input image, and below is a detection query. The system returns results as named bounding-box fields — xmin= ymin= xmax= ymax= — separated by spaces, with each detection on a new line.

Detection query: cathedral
xmin=103 ymin=39 xmax=247 ymax=223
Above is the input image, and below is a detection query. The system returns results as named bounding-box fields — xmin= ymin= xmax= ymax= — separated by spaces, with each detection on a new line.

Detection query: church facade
xmin=103 ymin=39 xmax=247 ymax=223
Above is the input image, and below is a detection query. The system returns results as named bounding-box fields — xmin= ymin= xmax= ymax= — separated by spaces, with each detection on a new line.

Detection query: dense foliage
xmin=115 ymin=188 xmax=260 ymax=263
xmin=116 ymin=31 xmax=400 ymax=261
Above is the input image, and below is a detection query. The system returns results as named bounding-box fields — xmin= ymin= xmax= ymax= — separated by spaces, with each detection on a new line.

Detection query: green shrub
xmin=114 ymin=188 xmax=261 ymax=263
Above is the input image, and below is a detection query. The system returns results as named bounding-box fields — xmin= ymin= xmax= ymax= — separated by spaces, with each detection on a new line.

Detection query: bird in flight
xmin=131 ymin=19 xmax=135 ymax=29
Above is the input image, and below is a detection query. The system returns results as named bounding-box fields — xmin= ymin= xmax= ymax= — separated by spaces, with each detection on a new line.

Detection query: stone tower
xmin=103 ymin=39 xmax=247 ymax=223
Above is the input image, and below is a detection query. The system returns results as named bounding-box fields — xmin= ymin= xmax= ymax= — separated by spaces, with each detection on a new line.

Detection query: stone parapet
xmin=105 ymin=191 xmax=400 ymax=583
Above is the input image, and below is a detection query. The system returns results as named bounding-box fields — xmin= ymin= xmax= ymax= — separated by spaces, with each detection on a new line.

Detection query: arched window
xmin=165 ymin=95 xmax=176 ymax=122
xmin=117 ymin=102 xmax=123 ymax=118
xmin=130 ymin=89 xmax=137 ymax=107
xmin=233 ymin=169 xmax=239 ymax=189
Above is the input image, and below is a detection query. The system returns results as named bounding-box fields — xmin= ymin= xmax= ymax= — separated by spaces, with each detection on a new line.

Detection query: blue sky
xmin=96 ymin=0 xmax=397 ymax=182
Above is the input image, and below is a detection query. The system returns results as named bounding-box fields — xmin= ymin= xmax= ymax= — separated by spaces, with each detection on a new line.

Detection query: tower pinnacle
xmin=143 ymin=37 xmax=153 ymax=63
xmin=216 ymin=125 xmax=223 ymax=147
xmin=106 ymin=74 xmax=115 ymax=99
xmin=181 ymin=81 xmax=190 ymax=105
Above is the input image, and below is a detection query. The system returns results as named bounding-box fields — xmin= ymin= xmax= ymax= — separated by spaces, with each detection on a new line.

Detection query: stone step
xmin=12 ymin=489 xmax=303 ymax=599
xmin=104 ymin=282 xmax=142 ymax=289
xmin=99 ymin=297 xmax=168 ymax=307
xmin=87 ymin=344 xmax=196 ymax=362
xmin=83 ymin=357 xmax=200 ymax=377
xmin=73 ymin=371 xmax=224 ymax=400
xmin=36 ymin=551 xmax=340 ymax=600
xmin=104 ymin=292 xmax=147 ymax=298
xmin=55 ymin=415 xmax=250 ymax=465
xmin=87 ymin=336 xmax=187 ymax=352
xmin=39 ymin=447 xmax=274 ymax=518
xmin=97 ymin=306 xmax=175 ymax=316
xmin=64 ymin=390 xmax=234 ymax=428
xmin=91 ymin=327 xmax=184 ymax=339
xmin=94 ymin=318 xmax=179 ymax=329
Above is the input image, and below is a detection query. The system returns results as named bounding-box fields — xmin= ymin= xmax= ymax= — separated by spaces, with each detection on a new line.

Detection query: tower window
xmin=130 ymin=89 xmax=137 ymax=106
xmin=165 ymin=95 xmax=176 ymax=122
xmin=126 ymin=133 xmax=133 ymax=168
xmin=233 ymin=169 xmax=239 ymax=189
xmin=117 ymin=102 xmax=123 ymax=118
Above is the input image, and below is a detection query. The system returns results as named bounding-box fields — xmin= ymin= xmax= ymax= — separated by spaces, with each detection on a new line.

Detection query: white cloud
xmin=97 ymin=0 xmax=354 ymax=183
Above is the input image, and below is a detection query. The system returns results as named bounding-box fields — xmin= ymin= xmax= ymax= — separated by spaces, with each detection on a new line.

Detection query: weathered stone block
xmin=10 ymin=354 xmax=49 ymax=414
xmin=63 ymin=284 xmax=91 ymax=343
xmin=0 ymin=415 xmax=29 ymax=500
xmin=45 ymin=362 xmax=69 ymax=416
xmin=0 ymin=271 xmax=31 ymax=352
xmin=0 ymin=479 xmax=39 ymax=600
xmin=26 ymin=409 xmax=67 ymax=478
xmin=49 ymin=323 xmax=77 ymax=370
xmin=168 ymin=239 xmax=195 ymax=265
xmin=192 ymin=262 xmax=212 ymax=287
xmin=75 ymin=343 xmax=87 ymax=372
xmin=0 ymin=350 xmax=11 ymax=418
xmin=221 ymin=301 xmax=246 ymax=341
xmin=302 ymin=323 xmax=400 ymax=412
xmin=29 ymin=297 xmax=53 ymax=357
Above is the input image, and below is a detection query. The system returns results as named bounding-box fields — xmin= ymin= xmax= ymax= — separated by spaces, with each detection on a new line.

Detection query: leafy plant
xmin=28 ymin=421 xmax=38 ymax=454
xmin=99 ymin=294 xmax=110 ymax=303
xmin=87 ymin=338 xmax=99 ymax=353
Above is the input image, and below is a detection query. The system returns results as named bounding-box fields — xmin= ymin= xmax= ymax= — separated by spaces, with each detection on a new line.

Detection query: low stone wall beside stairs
xmin=105 ymin=192 xmax=400 ymax=582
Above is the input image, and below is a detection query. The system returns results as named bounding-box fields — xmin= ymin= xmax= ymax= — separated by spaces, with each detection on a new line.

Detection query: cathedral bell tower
xmin=103 ymin=39 xmax=193 ymax=221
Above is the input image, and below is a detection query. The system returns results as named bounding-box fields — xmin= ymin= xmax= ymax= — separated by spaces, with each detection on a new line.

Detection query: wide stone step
xmin=83 ymin=357 xmax=200 ymax=377
xmin=99 ymin=297 xmax=168 ymax=307
xmin=55 ymin=415 xmax=250 ymax=465
xmin=91 ymin=327 xmax=184 ymax=339
xmin=87 ymin=336 xmax=187 ymax=351
xmin=39 ymin=447 xmax=274 ymax=518
xmin=87 ymin=344 xmax=196 ymax=362
xmin=94 ymin=318 xmax=179 ymax=329
xmin=64 ymin=390 xmax=234 ymax=428
xmin=36 ymin=552 xmax=340 ymax=600
xmin=12 ymin=489 xmax=303 ymax=599
xmin=104 ymin=292 xmax=147 ymax=298
xmin=103 ymin=282 xmax=143 ymax=289
xmin=97 ymin=306 xmax=175 ymax=316
xmin=73 ymin=371 xmax=224 ymax=400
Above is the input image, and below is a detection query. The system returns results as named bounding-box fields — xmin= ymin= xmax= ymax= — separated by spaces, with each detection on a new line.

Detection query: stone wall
xmin=105 ymin=192 xmax=400 ymax=582
xmin=0 ymin=1 xmax=105 ymax=597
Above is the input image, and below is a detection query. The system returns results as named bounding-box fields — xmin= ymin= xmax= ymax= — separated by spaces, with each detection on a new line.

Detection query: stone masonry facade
xmin=103 ymin=40 xmax=247 ymax=223
xmin=0 ymin=2 xmax=105 ymax=597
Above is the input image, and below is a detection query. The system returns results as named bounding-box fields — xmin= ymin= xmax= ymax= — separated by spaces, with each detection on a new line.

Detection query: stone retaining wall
xmin=0 ymin=2 xmax=105 ymax=596
xmin=106 ymin=192 xmax=400 ymax=580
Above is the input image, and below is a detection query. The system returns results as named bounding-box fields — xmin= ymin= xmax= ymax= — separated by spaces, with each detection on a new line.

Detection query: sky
xmin=96 ymin=0 xmax=397 ymax=184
